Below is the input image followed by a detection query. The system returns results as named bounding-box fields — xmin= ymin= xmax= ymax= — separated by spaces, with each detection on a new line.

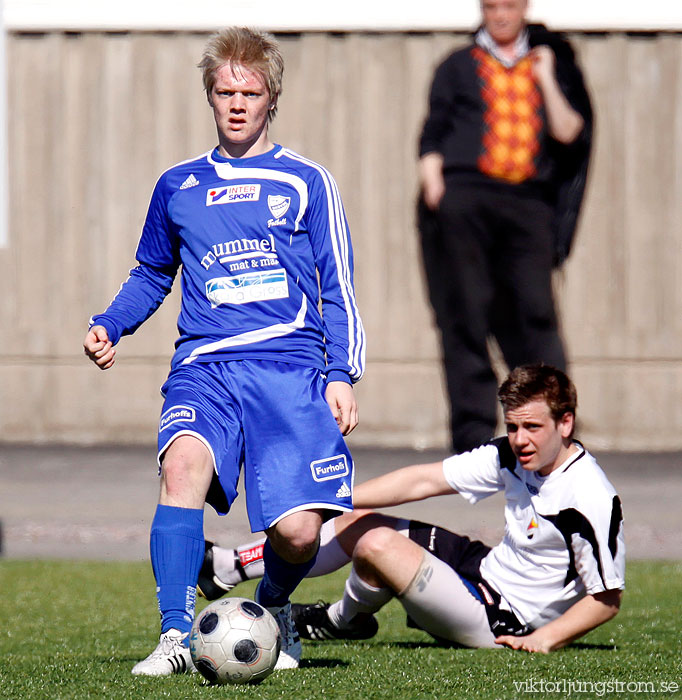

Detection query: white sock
xmin=213 ymin=538 xmax=265 ymax=586
xmin=398 ymin=550 xmax=496 ymax=648
xmin=214 ymin=519 xmax=351 ymax=586
xmin=307 ymin=519 xmax=352 ymax=577
xmin=327 ymin=566 xmax=393 ymax=627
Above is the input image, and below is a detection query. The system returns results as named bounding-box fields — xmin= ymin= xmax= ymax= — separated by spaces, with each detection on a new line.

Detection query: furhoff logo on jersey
xmin=310 ymin=455 xmax=349 ymax=482
xmin=159 ymin=405 xmax=196 ymax=431
xmin=206 ymin=184 xmax=261 ymax=206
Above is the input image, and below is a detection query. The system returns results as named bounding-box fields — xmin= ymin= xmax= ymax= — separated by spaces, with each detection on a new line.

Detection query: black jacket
xmin=528 ymin=23 xmax=593 ymax=265
xmin=419 ymin=23 xmax=593 ymax=266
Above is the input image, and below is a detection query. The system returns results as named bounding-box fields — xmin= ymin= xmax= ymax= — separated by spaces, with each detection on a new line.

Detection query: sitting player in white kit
xmin=196 ymin=364 xmax=625 ymax=653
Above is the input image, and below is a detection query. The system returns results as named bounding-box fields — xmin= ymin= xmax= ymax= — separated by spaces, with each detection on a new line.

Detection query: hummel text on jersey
xmin=206 ymin=184 xmax=261 ymax=206
xmin=310 ymin=455 xmax=349 ymax=482
xmin=201 ymin=234 xmax=277 ymax=270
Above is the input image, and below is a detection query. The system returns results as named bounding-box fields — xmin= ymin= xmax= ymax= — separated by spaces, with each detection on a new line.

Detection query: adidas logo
xmin=335 ymin=482 xmax=351 ymax=498
xmin=180 ymin=174 xmax=199 ymax=190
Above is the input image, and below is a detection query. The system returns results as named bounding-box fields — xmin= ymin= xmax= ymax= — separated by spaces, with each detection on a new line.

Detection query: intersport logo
xmin=206 ymin=184 xmax=261 ymax=206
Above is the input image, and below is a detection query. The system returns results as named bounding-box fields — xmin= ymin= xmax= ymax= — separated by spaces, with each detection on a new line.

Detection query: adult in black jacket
xmin=418 ymin=0 xmax=592 ymax=453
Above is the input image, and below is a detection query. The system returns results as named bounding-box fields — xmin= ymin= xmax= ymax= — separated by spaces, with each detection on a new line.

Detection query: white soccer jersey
xmin=443 ymin=438 xmax=625 ymax=628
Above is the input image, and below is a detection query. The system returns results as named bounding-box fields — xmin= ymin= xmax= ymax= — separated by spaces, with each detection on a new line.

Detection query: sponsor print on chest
xmin=201 ymin=232 xmax=288 ymax=307
xmin=200 ymin=184 xmax=294 ymax=307
xmin=205 ymin=184 xmax=291 ymax=229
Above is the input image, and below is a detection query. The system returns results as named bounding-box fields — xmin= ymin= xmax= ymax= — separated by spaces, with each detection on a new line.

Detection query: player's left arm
xmin=496 ymin=588 xmax=622 ymax=654
xmin=306 ymin=169 xmax=366 ymax=389
xmin=531 ymin=45 xmax=584 ymax=144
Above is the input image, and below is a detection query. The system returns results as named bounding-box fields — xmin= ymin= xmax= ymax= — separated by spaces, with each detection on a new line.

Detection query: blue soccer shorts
xmin=157 ymin=359 xmax=354 ymax=532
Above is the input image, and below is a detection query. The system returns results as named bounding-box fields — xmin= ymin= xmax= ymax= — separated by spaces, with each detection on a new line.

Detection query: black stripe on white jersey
xmin=541 ymin=508 xmax=604 ymax=587
xmin=607 ymin=495 xmax=623 ymax=559
xmin=491 ymin=437 xmax=520 ymax=479
xmin=560 ymin=441 xmax=587 ymax=472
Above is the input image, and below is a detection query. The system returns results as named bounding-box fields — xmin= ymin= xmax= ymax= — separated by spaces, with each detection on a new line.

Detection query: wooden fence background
xmin=1 ymin=30 xmax=681 ymax=450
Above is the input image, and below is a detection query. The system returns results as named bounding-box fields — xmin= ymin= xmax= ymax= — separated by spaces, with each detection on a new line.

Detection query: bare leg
xmin=209 ymin=509 xmax=411 ymax=586
xmin=159 ymin=435 xmax=214 ymax=508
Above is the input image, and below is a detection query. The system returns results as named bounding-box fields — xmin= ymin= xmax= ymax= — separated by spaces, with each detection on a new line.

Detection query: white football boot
xmin=131 ymin=629 xmax=195 ymax=676
xmin=267 ymin=601 xmax=302 ymax=670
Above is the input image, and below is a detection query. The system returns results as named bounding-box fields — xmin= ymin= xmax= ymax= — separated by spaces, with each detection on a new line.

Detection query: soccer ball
xmin=190 ymin=597 xmax=281 ymax=684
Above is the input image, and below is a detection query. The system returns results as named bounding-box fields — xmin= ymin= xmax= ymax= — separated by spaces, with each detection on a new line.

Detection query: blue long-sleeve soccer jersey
xmin=91 ymin=145 xmax=366 ymax=382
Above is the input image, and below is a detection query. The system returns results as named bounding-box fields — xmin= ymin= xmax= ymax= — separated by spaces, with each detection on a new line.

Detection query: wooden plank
xmin=2 ymin=31 xmax=682 ymax=448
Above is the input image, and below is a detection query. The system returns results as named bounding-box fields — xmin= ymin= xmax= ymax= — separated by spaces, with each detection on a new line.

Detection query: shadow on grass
xmin=107 ymin=657 xmax=349 ymax=671
xmin=372 ymin=640 xmax=472 ymax=650
xmin=565 ymin=642 xmax=617 ymax=651
xmin=300 ymin=658 xmax=349 ymax=669
xmin=333 ymin=640 xmax=617 ymax=652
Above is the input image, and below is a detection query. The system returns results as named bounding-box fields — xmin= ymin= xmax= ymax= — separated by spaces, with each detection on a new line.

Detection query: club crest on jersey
xmin=159 ymin=405 xmax=196 ymax=432
xmin=206 ymin=184 xmax=261 ymax=206
xmin=310 ymin=454 xmax=349 ymax=482
xmin=267 ymin=194 xmax=290 ymax=218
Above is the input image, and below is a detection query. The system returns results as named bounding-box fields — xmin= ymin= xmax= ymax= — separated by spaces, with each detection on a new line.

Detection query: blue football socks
xmin=150 ymin=504 xmax=205 ymax=641
xmin=256 ymin=538 xmax=318 ymax=609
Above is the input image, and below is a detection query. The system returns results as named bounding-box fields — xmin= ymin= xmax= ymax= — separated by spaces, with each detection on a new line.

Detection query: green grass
xmin=0 ymin=560 xmax=680 ymax=700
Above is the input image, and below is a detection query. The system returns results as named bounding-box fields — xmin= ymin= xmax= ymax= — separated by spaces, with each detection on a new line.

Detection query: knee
xmin=161 ymin=450 xmax=204 ymax=486
xmin=353 ymin=526 xmax=400 ymax=565
xmin=160 ymin=452 xmax=190 ymax=483
xmin=270 ymin=511 xmax=322 ymax=563
xmin=159 ymin=437 xmax=213 ymax=500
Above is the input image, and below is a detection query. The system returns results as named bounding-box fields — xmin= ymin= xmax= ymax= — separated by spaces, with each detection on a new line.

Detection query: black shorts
xmin=408 ymin=521 xmax=490 ymax=589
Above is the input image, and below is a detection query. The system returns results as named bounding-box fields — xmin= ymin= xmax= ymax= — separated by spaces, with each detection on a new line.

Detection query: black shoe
xmin=291 ymin=601 xmax=378 ymax=641
xmin=196 ymin=540 xmax=243 ymax=601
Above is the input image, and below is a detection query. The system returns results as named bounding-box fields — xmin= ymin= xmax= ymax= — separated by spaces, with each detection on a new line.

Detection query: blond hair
xmin=199 ymin=27 xmax=284 ymax=121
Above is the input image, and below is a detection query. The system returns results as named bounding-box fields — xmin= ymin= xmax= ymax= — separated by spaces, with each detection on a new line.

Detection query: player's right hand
xmin=83 ymin=325 xmax=116 ymax=370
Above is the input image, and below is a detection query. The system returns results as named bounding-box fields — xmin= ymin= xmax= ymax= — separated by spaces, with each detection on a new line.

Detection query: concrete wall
xmin=2 ymin=30 xmax=681 ymax=449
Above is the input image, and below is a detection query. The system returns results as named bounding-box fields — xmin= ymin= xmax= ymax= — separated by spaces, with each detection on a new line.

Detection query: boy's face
xmin=504 ymin=398 xmax=574 ymax=476
xmin=210 ymin=63 xmax=272 ymax=155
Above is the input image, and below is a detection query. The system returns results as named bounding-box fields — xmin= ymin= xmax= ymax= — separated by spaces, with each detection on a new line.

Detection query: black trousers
xmin=418 ymin=182 xmax=566 ymax=453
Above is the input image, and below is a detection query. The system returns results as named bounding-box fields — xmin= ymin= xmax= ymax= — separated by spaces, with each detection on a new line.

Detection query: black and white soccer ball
xmin=190 ymin=597 xmax=281 ymax=684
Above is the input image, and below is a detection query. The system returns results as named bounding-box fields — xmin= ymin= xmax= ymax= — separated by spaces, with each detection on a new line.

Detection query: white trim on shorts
xmin=156 ymin=429 xmax=218 ymax=476
xmin=266 ymin=502 xmax=353 ymax=530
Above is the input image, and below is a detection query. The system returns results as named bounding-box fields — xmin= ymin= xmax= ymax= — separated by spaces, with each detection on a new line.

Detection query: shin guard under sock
xmin=256 ymin=539 xmax=318 ymax=609
xmin=150 ymin=504 xmax=204 ymax=639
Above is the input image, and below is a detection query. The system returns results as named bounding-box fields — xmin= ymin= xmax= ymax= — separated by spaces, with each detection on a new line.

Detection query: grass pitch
xmin=0 ymin=560 xmax=680 ymax=700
